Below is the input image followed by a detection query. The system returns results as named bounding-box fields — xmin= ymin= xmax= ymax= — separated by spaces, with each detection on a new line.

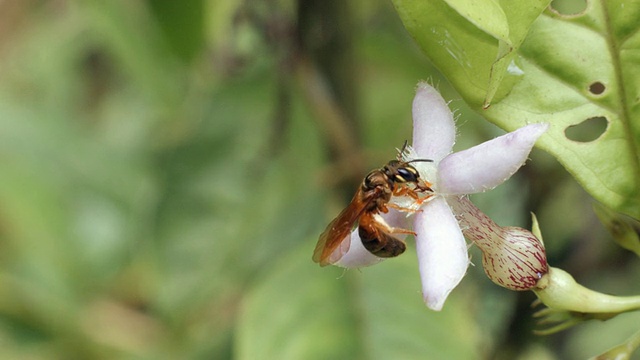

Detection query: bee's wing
xmin=312 ymin=188 xmax=375 ymax=266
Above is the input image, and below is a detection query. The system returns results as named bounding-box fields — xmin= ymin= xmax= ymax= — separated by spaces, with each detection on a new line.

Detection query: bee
xmin=313 ymin=147 xmax=433 ymax=267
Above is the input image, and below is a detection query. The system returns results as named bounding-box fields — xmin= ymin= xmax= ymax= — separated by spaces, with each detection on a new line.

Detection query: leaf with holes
xmin=393 ymin=0 xmax=640 ymax=219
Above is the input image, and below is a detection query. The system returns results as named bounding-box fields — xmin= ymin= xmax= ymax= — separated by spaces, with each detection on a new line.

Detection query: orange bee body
xmin=313 ymin=156 xmax=432 ymax=267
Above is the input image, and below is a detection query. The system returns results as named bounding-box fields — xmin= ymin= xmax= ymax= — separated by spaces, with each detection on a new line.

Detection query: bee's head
xmin=383 ymin=160 xmax=424 ymax=184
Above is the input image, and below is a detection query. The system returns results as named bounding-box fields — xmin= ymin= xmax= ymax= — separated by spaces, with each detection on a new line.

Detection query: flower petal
xmin=437 ymin=123 xmax=548 ymax=194
xmin=412 ymin=82 xmax=456 ymax=162
xmin=333 ymin=230 xmax=385 ymax=268
xmin=334 ymin=209 xmax=410 ymax=268
xmin=414 ymin=197 xmax=468 ymax=310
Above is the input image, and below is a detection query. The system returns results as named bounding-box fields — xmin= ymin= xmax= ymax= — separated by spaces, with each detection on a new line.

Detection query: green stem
xmin=533 ymin=267 xmax=640 ymax=314
xmin=596 ymin=329 xmax=640 ymax=359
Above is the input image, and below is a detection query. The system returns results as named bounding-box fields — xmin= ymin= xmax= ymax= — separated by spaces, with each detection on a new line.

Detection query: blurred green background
xmin=0 ymin=1 xmax=639 ymax=359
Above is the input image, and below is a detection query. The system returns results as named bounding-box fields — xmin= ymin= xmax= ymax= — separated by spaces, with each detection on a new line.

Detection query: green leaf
xmin=393 ymin=0 xmax=640 ymax=219
xmin=236 ymin=243 xmax=481 ymax=360
xmin=235 ymin=246 xmax=360 ymax=360
xmin=147 ymin=0 xmax=205 ymax=62
xmin=393 ymin=0 xmax=548 ymax=106
xmin=444 ymin=0 xmax=510 ymax=42
xmin=593 ymin=203 xmax=640 ymax=257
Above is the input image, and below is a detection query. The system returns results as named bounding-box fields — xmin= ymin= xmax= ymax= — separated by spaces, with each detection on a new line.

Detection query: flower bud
xmin=478 ymin=226 xmax=548 ymax=290
xmin=593 ymin=202 xmax=640 ymax=257
xmin=449 ymin=197 xmax=548 ymax=290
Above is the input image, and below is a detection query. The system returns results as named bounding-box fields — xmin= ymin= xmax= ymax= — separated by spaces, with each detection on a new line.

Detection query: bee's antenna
xmin=400 ymin=140 xmax=409 ymax=153
xmin=396 ymin=141 xmax=432 ymax=163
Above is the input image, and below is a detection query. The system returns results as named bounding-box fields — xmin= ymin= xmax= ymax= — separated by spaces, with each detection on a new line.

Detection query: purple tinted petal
xmin=333 ymin=230 xmax=385 ymax=268
xmin=412 ymin=82 xmax=456 ymax=161
xmin=414 ymin=197 xmax=468 ymax=310
xmin=448 ymin=196 xmax=499 ymax=246
xmin=437 ymin=123 xmax=548 ymax=194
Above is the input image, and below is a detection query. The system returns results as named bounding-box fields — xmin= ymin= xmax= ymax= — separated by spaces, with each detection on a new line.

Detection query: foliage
xmin=0 ymin=0 xmax=638 ymax=359
xmin=393 ymin=0 xmax=640 ymax=219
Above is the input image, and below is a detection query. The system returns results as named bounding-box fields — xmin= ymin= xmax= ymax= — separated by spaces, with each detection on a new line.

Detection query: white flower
xmin=334 ymin=82 xmax=548 ymax=311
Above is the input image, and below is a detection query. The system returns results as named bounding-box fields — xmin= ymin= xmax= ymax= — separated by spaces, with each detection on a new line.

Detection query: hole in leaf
xmin=549 ymin=0 xmax=587 ymax=16
xmin=589 ymin=81 xmax=606 ymax=95
xmin=564 ymin=116 xmax=608 ymax=143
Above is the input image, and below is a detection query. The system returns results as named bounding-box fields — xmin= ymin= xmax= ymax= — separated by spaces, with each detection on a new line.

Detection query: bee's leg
xmin=371 ymin=213 xmax=417 ymax=236
xmin=417 ymin=180 xmax=434 ymax=192
xmin=393 ymin=183 xmax=434 ymax=204
xmin=389 ymin=226 xmax=417 ymax=236
xmin=387 ymin=202 xmax=422 ymax=213
xmin=392 ymin=185 xmax=414 ymax=197
xmin=411 ymin=193 xmax=435 ymax=207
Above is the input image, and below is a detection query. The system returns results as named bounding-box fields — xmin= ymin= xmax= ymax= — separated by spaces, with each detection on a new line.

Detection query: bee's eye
xmin=396 ymin=167 xmax=419 ymax=183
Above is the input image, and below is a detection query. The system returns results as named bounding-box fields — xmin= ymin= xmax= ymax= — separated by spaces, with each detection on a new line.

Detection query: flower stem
xmin=595 ymin=328 xmax=640 ymax=359
xmin=534 ymin=267 xmax=640 ymax=314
